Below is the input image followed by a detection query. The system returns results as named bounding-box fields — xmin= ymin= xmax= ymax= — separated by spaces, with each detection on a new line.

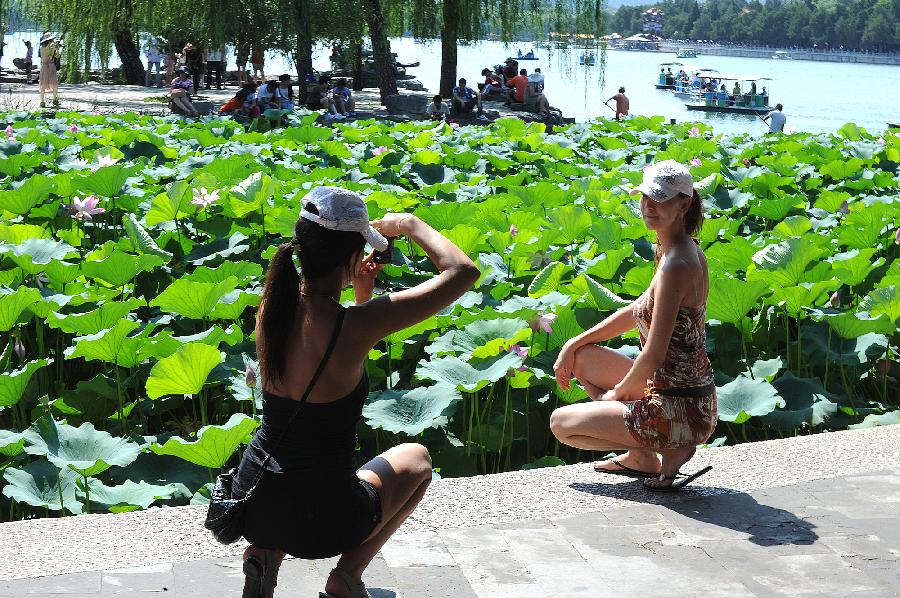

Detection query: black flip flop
xmin=594 ymin=457 xmax=661 ymax=479
xmin=643 ymin=465 xmax=713 ymax=492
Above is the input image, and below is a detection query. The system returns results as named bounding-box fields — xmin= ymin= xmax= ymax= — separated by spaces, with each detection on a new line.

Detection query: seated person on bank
xmin=426 ymin=95 xmax=450 ymax=121
xmin=257 ymin=80 xmax=284 ymax=111
xmin=220 ymin=84 xmax=262 ymax=119
xmin=524 ymin=73 xmax=550 ymax=116
xmin=451 ymin=78 xmax=484 ymax=116
xmin=277 ymin=74 xmax=296 ymax=110
xmin=332 ymin=78 xmax=356 ymax=116
xmin=305 ymin=75 xmax=338 ymax=114
xmin=481 ymin=68 xmax=503 ymax=96
xmin=170 ymin=66 xmax=199 ymax=117
xmin=504 ymin=68 xmax=529 ymax=107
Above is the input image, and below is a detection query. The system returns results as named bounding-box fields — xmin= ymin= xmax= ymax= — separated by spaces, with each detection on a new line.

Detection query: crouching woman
xmin=550 ymin=160 xmax=717 ymax=492
xmin=233 ymin=186 xmax=479 ymax=597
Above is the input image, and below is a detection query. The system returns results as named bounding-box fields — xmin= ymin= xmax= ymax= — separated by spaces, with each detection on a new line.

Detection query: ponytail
xmin=654 ymin=190 xmax=704 ymax=269
xmin=258 ymin=241 xmax=300 ymax=382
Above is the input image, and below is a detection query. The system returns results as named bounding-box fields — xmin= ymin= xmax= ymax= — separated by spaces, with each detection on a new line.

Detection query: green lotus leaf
xmin=800 ymin=323 xmax=887 ymax=367
xmin=759 ymin=372 xmax=842 ymax=431
xmin=810 ymin=309 xmax=896 ymax=339
xmin=64 ymin=319 xmax=145 ymax=367
xmin=837 ymin=202 xmax=891 ymax=249
xmin=426 ymin=318 xmax=530 ymax=360
xmin=848 ymin=411 xmax=900 ymax=430
xmin=529 ymin=262 xmax=570 ymax=298
xmin=829 ymin=249 xmax=884 ymax=288
xmin=283 ymin=124 xmax=333 ymax=145
xmin=208 ymin=289 xmax=260 ymax=320
xmin=547 ymin=205 xmax=592 ymax=244
xmin=521 ymin=456 xmax=566 ymax=470
xmin=0 ymin=173 xmax=54 ymax=215
xmin=0 ymin=429 xmax=28 ymax=457
xmin=0 ymin=238 xmax=77 ymax=275
xmin=2 ymin=459 xmax=83 ymax=514
xmin=363 ymin=385 xmax=462 ymax=436
xmin=123 ymin=213 xmax=173 ymax=260
xmin=185 ymin=261 xmax=263 ymax=285
xmin=0 ymin=286 xmax=41 ymax=331
xmin=108 ymin=451 xmax=210 ymax=502
xmin=750 ymin=238 xmax=829 ymax=288
xmin=772 ymin=215 xmax=812 ymax=239
xmin=145 ymin=342 xmax=223 ymax=399
xmin=706 ymin=278 xmax=770 ymax=324
xmin=409 ymin=163 xmax=457 ymax=187
xmin=814 ymin=189 xmax=850 ymax=212
xmin=0 ymin=222 xmax=50 ymax=244
xmin=47 ymin=298 xmax=143 ymax=335
xmin=149 ymin=412 xmax=259 ymax=468
xmin=145 ymin=180 xmax=192 ymax=226
xmin=0 ymin=358 xmax=51 ymax=408
xmin=416 ymin=353 xmax=523 ymax=393
xmin=143 ymin=324 xmax=243 ymax=360
xmin=443 ymin=225 xmax=484 ymax=256
xmin=227 ymin=172 xmax=274 ymax=217
xmin=748 ymin=195 xmax=803 ymax=221
xmin=750 ymin=357 xmax=784 ymax=381
xmin=82 ymin=248 xmax=164 ymax=287
xmin=716 ymin=375 xmax=784 ymax=424
xmin=185 ymin=232 xmax=250 ymax=265
xmin=547 ymin=309 xmax=585 ymax=350
xmin=149 ymin=277 xmax=239 ymax=320
xmin=858 ymin=286 xmax=899 ymax=324
xmin=767 ymin=280 xmax=840 ymax=316
xmin=584 ymin=247 xmax=633 ymax=280
xmin=24 ymin=415 xmax=142 ymax=477
xmin=581 ymin=275 xmax=630 ymax=311
xmin=706 ymin=237 xmax=763 ymax=274
xmin=82 ymin=164 xmax=132 ymax=197
xmin=78 ymin=478 xmax=178 ymax=513
xmin=819 ymin=157 xmax=864 ymax=180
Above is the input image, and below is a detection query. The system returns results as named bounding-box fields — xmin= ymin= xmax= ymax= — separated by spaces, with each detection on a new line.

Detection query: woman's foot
xmin=643 ymin=446 xmax=695 ymax=490
xmin=242 ymin=547 xmax=284 ymax=598
xmin=593 ymin=450 xmax=660 ymax=476
xmin=323 ymin=567 xmax=369 ymax=598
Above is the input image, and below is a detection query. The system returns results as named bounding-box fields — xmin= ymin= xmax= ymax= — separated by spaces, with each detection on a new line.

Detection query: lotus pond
xmin=0 ymin=111 xmax=897 ymax=520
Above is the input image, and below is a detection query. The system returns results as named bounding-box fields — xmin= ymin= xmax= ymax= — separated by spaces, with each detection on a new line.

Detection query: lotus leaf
xmin=122 ymin=213 xmax=172 ymax=260
xmin=829 ymin=249 xmax=884 ymax=288
xmin=761 ymin=372 xmax=842 ymax=430
xmin=78 ymin=478 xmax=178 ymax=513
xmin=145 ymin=181 xmax=193 ymax=226
xmin=858 ymin=286 xmax=899 ymax=324
xmin=750 ymin=238 xmax=829 ymax=288
xmin=521 ymin=456 xmax=566 ymax=470
xmin=426 ymin=318 xmax=530 ymax=360
xmin=581 ymin=276 xmax=630 ymax=311
xmin=82 ymin=164 xmax=132 ymax=197
xmin=706 ymin=278 xmax=770 ymax=324
xmin=0 ymin=238 xmax=76 ymax=275
xmin=363 ymin=385 xmax=462 ymax=436
xmin=149 ymin=277 xmax=239 ymax=320
xmin=0 ymin=286 xmax=41 ymax=331
xmin=24 ymin=415 xmax=142 ymax=476
xmin=0 ymin=358 xmax=51 ymax=408
xmin=0 ymin=173 xmax=54 ymax=215
xmin=768 ymin=280 xmax=840 ymax=316
xmin=848 ymin=411 xmax=900 ymax=429
xmin=0 ymin=429 xmax=28 ymax=456
xmin=65 ymin=320 xmax=145 ymax=367
xmin=47 ymin=299 xmax=143 ymax=335
xmin=811 ymin=310 xmax=896 ymax=339
xmin=716 ymin=375 xmax=785 ymax=423
xmin=2 ymin=459 xmax=82 ymax=514
xmin=82 ymin=248 xmax=164 ymax=287
xmin=529 ymin=262 xmax=570 ymax=298
xmin=800 ymin=323 xmax=888 ymax=366
xmin=416 ymin=353 xmax=523 ymax=393
xmin=145 ymin=342 xmax=223 ymax=399
xmin=149 ymin=412 xmax=259 ymax=468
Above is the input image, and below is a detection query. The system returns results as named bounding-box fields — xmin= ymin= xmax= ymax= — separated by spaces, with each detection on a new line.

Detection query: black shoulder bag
xmin=204 ymin=309 xmax=346 ymax=544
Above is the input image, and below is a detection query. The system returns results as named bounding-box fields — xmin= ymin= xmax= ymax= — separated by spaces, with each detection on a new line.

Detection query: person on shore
xmin=170 ymin=65 xmax=199 ymax=117
xmin=502 ymin=57 xmax=519 ymax=81
xmin=331 ymin=78 xmax=355 ymax=117
xmin=481 ymin=68 xmax=503 ymax=96
xmin=505 ymin=68 xmax=529 ymax=105
xmin=277 ymin=74 xmax=295 ymax=109
xmin=524 ymin=73 xmax=550 ymax=116
xmin=305 ymin=75 xmax=333 ymax=113
xmin=236 ymin=46 xmax=249 ymax=85
xmin=426 ymin=94 xmax=450 ymax=121
xmin=144 ymin=36 xmax=164 ymax=87
xmin=233 ymin=187 xmax=479 ymax=598
xmin=764 ymin=103 xmax=786 ymax=132
xmin=23 ymin=40 xmax=34 ymax=84
xmin=550 ymin=160 xmax=716 ymax=492
xmin=220 ymin=87 xmax=260 ymax=119
xmin=37 ymin=32 xmax=60 ymax=108
xmin=258 ymin=80 xmax=287 ymax=112
xmin=204 ymin=46 xmax=226 ymax=90
xmin=451 ymin=78 xmax=485 ymax=117
xmin=183 ymin=42 xmax=204 ymax=96
xmin=250 ymin=47 xmax=266 ymax=82
xmin=163 ymin=51 xmax=175 ymax=85
xmin=605 ymin=86 xmax=629 ymax=119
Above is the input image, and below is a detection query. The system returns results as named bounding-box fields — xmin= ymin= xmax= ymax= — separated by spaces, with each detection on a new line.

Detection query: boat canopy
xmin=697 ymin=73 xmax=772 ymax=81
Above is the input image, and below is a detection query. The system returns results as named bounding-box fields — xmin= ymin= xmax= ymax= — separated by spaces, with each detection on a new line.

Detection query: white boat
xmin=772 ymin=51 xmax=792 ymax=60
xmin=676 ymin=48 xmax=698 ymax=58
xmin=685 ymin=73 xmax=774 ymax=115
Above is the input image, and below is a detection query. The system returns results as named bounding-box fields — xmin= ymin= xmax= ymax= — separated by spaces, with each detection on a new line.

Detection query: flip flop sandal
xmin=593 ymin=457 xmax=661 ymax=478
xmin=643 ymin=465 xmax=713 ymax=492
xmin=320 ymin=567 xmax=371 ymax=598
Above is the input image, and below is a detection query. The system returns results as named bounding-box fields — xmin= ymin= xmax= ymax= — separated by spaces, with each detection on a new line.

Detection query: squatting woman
xmin=233 ymin=187 xmax=479 ymax=597
xmin=550 ymin=160 xmax=717 ymax=491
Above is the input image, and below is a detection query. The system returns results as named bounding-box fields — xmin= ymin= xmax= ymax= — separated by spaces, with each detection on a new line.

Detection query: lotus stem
xmin=82 ymin=474 xmax=90 ymax=514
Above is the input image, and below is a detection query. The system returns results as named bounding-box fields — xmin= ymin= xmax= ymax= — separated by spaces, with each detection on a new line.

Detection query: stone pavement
xmin=2 ymin=425 xmax=899 ymax=597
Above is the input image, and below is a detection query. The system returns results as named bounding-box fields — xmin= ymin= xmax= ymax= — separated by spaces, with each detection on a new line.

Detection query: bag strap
xmin=251 ymin=307 xmax=347 ymax=482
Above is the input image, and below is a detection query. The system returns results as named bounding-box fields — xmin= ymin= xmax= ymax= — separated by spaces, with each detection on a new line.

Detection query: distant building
xmin=642 ymin=8 xmax=664 ymax=35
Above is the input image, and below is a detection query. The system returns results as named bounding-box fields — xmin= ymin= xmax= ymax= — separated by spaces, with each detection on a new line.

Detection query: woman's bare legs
xmin=563 ymin=344 xmax=661 ymax=474
xmin=323 ymin=443 xmax=432 ymax=597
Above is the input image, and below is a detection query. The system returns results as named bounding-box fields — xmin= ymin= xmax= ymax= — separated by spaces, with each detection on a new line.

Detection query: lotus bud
xmin=876 ymin=137 xmax=885 ymax=145
xmin=688 ymin=126 xmax=700 ymax=138
xmin=876 ymin=359 xmax=890 ymax=379
xmin=509 ymin=224 xmax=518 ymax=238
xmin=690 ymin=157 xmax=702 ymax=167
xmin=829 ymin=291 xmax=840 ymax=308
xmin=14 ymin=339 xmax=25 ymax=360
xmin=896 ymin=228 xmax=900 ymax=245
xmin=245 ymin=362 xmax=257 ymax=388
xmin=839 ymin=201 xmax=850 ymax=214
xmin=69 ymin=124 xmax=78 ymax=133
xmin=742 ymin=158 xmax=751 ymax=167
xmin=372 ymin=145 xmax=388 ymax=156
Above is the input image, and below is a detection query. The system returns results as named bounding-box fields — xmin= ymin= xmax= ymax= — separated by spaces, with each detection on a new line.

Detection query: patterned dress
xmin=623 ymin=292 xmax=718 ymax=449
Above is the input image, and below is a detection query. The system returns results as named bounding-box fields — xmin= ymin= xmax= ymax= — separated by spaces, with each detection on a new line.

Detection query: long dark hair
xmin=258 ymin=203 xmax=366 ymax=383
xmin=654 ymin=189 xmax=704 ymax=267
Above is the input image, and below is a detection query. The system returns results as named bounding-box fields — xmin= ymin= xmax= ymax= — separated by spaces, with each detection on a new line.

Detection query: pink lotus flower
xmin=71 ymin=195 xmax=105 ymax=220
xmin=839 ymin=201 xmax=850 ymax=214
xmin=5 ymin=125 xmax=15 ymax=141
xmin=829 ymin=291 xmax=840 ymax=308
xmin=509 ymin=224 xmax=518 ymax=238
xmin=91 ymin=153 xmax=119 ymax=172
xmin=14 ymin=338 xmax=25 ymax=360
xmin=509 ymin=344 xmax=529 ymax=359
xmin=876 ymin=137 xmax=885 ymax=145
xmin=450 ymin=122 xmax=460 ymax=129
xmin=245 ymin=362 xmax=257 ymax=388
xmin=688 ymin=126 xmax=701 ymax=138
xmin=532 ymin=313 xmax=557 ymax=334
xmin=372 ymin=145 xmax=389 ymax=156
xmin=690 ymin=157 xmax=702 ymax=167
xmin=69 ymin=124 xmax=78 ymax=133
xmin=895 ymin=228 xmax=900 ymax=245
xmin=742 ymin=158 xmax=751 ymax=167
xmin=191 ymin=187 xmax=220 ymax=209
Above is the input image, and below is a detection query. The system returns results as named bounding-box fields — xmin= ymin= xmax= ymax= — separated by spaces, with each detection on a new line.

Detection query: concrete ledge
xmin=1 ymin=424 xmax=898 ymax=582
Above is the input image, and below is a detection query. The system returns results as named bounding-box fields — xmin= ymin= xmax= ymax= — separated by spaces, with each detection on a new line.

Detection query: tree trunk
xmin=111 ymin=1 xmax=144 ymax=85
xmin=293 ymin=0 xmax=313 ymax=79
xmin=361 ymin=0 xmax=398 ymax=101
xmin=439 ymin=0 xmax=459 ymax=98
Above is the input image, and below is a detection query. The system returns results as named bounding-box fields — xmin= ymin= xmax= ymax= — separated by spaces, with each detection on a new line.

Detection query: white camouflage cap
xmin=630 ymin=160 xmax=694 ymax=203
xmin=299 ymin=186 xmax=388 ymax=251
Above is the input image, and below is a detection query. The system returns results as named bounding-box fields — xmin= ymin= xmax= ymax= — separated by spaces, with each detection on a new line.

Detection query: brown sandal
xmin=319 ymin=567 xmax=370 ymax=598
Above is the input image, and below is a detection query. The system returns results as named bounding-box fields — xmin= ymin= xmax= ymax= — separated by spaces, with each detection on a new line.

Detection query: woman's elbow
xmin=451 ymin=263 xmax=481 ymax=287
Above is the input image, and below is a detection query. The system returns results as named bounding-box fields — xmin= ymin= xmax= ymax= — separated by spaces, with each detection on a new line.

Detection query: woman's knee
xmin=398 ymin=443 xmax=432 ymax=481
xmin=549 ymin=407 xmax=572 ymax=439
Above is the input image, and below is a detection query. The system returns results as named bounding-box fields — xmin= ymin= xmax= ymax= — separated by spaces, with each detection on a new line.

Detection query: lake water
xmin=4 ymin=33 xmax=896 ymax=136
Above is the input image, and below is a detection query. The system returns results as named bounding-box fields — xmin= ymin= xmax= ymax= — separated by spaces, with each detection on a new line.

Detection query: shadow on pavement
xmin=568 ymin=480 xmax=819 ymax=547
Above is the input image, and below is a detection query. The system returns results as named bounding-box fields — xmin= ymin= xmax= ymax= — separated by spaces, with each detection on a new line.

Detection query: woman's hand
xmin=553 ymin=341 xmax=578 ymax=391
xmin=352 ymin=253 xmax=384 ymax=305
xmin=601 ymin=379 xmax=646 ymax=402
xmin=371 ymin=213 xmax=414 ymax=238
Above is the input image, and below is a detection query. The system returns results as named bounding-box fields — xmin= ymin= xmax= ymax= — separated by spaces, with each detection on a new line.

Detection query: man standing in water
xmin=605 ymin=87 xmax=629 ymax=120
xmin=764 ymin=103 xmax=786 ymax=132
